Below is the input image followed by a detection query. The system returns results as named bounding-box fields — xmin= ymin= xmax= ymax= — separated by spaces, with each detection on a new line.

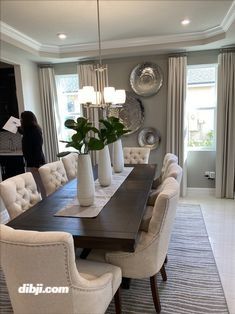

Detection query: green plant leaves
xmin=99 ymin=116 xmax=130 ymax=145
xmin=57 ymin=116 xmax=130 ymax=156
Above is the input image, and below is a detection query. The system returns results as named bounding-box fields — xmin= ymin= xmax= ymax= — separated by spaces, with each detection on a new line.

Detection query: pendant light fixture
xmin=78 ymin=0 xmax=126 ymax=108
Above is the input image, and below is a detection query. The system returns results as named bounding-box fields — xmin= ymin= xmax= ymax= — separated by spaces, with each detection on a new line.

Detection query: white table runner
xmin=54 ymin=167 xmax=134 ymax=218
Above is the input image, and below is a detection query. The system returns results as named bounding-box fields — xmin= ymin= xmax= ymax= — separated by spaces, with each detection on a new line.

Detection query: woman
xmin=19 ymin=111 xmax=46 ymax=197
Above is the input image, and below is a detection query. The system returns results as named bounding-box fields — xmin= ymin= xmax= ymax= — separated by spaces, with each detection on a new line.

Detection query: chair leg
xmin=114 ymin=287 xmax=121 ymax=314
xmin=164 ymin=255 xmax=168 ymax=264
xmin=160 ymin=264 xmax=167 ymax=281
xmin=150 ymin=274 xmax=161 ymax=313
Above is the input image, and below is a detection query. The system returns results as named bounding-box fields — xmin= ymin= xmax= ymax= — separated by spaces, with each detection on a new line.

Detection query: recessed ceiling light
xmin=57 ymin=33 xmax=67 ymax=39
xmin=181 ymin=19 xmax=190 ymax=26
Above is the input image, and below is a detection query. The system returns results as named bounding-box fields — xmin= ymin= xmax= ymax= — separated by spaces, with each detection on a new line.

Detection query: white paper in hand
xmin=3 ymin=116 xmax=21 ymax=133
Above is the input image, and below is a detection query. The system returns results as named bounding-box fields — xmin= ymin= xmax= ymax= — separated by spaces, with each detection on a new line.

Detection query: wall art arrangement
xmin=108 ymin=91 xmax=144 ymax=136
xmin=138 ymin=127 xmax=161 ymax=150
xmin=130 ymin=62 xmax=163 ymax=97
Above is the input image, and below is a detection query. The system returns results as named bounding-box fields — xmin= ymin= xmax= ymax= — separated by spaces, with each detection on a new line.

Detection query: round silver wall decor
xmin=138 ymin=127 xmax=161 ymax=150
xmin=108 ymin=91 xmax=144 ymax=135
xmin=130 ymin=62 xmax=163 ymax=97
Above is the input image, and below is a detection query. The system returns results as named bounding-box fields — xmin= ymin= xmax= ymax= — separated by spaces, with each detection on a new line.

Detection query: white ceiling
xmin=1 ymin=0 xmax=235 ymax=62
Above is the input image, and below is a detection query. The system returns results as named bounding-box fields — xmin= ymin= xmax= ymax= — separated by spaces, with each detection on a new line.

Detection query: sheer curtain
xmin=166 ymin=55 xmax=187 ymax=196
xmin=38 ymin=66 xmax=59 ymax=163
xmin=216 ymin=51 xmax=235 ymax=199
xmin=77 ymin=63 xmax=109 ymax=164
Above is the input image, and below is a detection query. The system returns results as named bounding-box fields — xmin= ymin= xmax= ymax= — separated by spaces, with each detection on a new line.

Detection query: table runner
xmin=54 ymin=167 xmax=134 ymax=218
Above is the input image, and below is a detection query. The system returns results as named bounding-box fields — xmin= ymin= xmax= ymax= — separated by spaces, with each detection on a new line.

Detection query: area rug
xmin=0 ymin=204 xmax=229 ymax=314
xmin=106 ymin=204 xmax=229 ymax=314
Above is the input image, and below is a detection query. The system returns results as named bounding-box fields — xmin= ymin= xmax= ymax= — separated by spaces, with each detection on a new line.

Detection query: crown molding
xmin=0 ymin=21 xmax=41 ymax=51
xmin=221 ymin=0 xmax=235 ymax=31
xmin=0 ymin=1 xmax=234 ymax=58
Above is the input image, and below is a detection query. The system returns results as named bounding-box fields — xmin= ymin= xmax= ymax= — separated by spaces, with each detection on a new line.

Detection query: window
xmin=186 ymin=65 xmax=217 ymax=151
xmin=55 ymin=74 xmax=81 ymax=151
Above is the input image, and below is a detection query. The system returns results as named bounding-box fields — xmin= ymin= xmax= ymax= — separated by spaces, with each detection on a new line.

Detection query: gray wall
xmin=107 ymin=55 xmax=168 ymax=176
xmin=53 ymin=50 xmax=220 ymax=187
xmin=187 ymin=151 xmax=216 ymax=188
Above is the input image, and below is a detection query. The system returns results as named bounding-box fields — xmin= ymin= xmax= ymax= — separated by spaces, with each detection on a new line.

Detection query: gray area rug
xmin=0 ymin=204 xmax=229 ymax=314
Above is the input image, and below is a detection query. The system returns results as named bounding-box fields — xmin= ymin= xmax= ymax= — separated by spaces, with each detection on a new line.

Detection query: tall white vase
xmin=77 ymin=154 xmax=95 ymax=206
xmin=98 ymin=145 xmax=112 ymax=186
xmin=113 ymin=139 xmax=124 ymax=173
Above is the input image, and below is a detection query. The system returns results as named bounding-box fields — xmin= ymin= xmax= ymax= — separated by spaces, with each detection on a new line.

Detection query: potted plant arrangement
xmin=58 ymin=116 xmax=129 ymax=205
xmin=58 ymin=117 xmax=104 ymax=206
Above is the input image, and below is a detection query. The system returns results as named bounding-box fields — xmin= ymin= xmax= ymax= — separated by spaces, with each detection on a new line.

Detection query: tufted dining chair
xmin=0 ymin=224 xmax=122 ymax=314
xmin=148 ymin=163 xmax=182 ymax=206
xmin=61 ymin=153 xmax=78 ymax=180
xmin=152 ymin=153 xmax=178 ymax=189
xmin=0 ymin=172 xmax=41 ymax=220
xmin=88 ymin=177 xmax=179 ymax=313
xmin=38 ymin=160 xmax=68 ymax=196
xmin=123 ymin=147 xmax=150 ymax=164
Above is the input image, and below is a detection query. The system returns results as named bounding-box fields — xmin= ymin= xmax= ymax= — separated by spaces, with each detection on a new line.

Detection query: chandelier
xmin=78 ymin=0 xmax=126 ymax=109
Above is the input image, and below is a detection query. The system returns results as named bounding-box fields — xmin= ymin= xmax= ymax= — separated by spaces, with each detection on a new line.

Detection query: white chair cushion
xmin=0 ymin=172 xmax=41 ymax=220
xmin=123 ymin=147 xmax=150 ymax=164
xmin=39 ymin=161 xmax=68 ymax=196
xmin=77 ymin=259 xmax=121 ymax=296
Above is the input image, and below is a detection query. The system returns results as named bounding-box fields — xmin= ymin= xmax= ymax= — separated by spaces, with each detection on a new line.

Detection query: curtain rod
xmin=38 ymin=64 xmax=54 ymax=68
xmin=168 ymin=52 xmax=188 ymax=58
xmin=220 ymin=46 xmax=235 ymax=53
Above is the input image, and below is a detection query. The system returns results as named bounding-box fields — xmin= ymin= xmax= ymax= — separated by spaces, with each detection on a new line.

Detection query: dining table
xmin=7 ymin=164 xmax=156 ymax=252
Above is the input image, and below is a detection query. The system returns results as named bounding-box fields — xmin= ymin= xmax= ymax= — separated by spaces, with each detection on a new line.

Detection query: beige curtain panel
xmin=38 ymin=67 xmax=59 ymax=163
xmin=166 ymin=55 xmax=187 ymax=196
xmin=216 ymin=51 xmax=235 ymax=199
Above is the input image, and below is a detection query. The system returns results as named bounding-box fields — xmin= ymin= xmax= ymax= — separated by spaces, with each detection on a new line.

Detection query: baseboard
xmin=187 ymin=187 xmax=215 ymax=196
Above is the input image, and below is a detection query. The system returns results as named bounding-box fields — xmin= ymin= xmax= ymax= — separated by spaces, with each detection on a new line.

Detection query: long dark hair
xmin=21 ymin=111 xmax=42 ymax=131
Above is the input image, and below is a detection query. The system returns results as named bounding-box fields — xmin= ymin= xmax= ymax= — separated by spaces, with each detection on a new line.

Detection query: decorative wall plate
xmin=108 ymin=91 xmax=144 ymax=135
xmin=130 ymin=62 xmax=163 ymax=97
xmin=138 ymin=127 xmax=161 ymax=150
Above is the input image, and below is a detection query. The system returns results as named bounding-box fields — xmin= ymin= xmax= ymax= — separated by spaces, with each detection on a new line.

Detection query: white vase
xmin=98 ymin=145 xmax=112 ymax=186
xmin=113 ymin=139 xmax=124 ymax=173
xmin=77 ymin=154 xmax=95 ymax=206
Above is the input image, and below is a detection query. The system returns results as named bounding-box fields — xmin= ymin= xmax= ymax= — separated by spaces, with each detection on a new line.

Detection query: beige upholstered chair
xmin=0 ymin=172 xmax=41 ymax=220
xmin=148 ymin=163 xmax=182 ymax=206
xmin=61 ymin=153 xmax=78 ymax=180
xmin=39 ymin=160 xmax=68 ymax=196
xmin=0 ymin=224 xmax=122 ymax=314
xmin=88 ymin=177 xmax=180 ymax=313
xmin=152 ymin=153 xmax=178 ymax=188
xmin=123 ymin=147 xmax=150 ymax=164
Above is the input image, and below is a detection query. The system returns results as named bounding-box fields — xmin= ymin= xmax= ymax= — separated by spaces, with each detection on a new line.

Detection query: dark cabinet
xmin=0 ymin=66 xmax=19 ymax=130
xmin=0 ymin=155 xmax=25 ymax=180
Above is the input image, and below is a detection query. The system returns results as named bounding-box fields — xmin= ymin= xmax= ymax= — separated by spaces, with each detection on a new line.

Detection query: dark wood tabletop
xmin=7 ymin=164 xmax=156 ymax=252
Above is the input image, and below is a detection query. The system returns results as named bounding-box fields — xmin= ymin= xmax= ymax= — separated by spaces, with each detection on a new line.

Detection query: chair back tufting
xmin=123 ymin=147 xmax=150 ymax=164
xmin=39 ymin=161 xmax=68 ymax=196
xmin=62 ymin=153 xmax=78 ymax=180
xmin=0 ymin=172 xmax=41 ymax=220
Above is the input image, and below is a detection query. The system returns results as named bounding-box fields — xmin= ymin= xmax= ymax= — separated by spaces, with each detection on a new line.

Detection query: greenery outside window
xmin=186 ymin=64 xmax=217 ymax=151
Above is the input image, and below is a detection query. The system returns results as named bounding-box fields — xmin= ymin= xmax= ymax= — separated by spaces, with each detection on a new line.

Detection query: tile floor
xmin=181 ymin=192 xmax=235 ymax=314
